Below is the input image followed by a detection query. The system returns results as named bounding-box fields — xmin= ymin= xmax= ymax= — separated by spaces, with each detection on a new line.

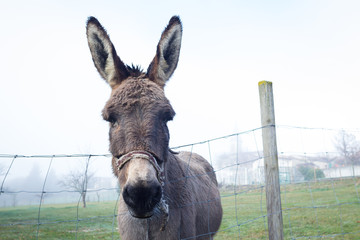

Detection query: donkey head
xmin=86 ymin=16 xmax=182 ymax=218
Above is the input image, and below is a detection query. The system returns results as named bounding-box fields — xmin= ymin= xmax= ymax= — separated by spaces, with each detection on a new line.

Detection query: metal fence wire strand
xmin=306 ymin=181 xmax=320 ymax=237
xmin=36 ymin=155 xmax=54 ymax=239
xmin=75 ymin=155 xmax=92 ymax=239
xmin=111 ymin=191 xmax=120 ymax=240
xmin=206 ymin=141 xmax=213 ymax=238
xmin=234 ymin=134 xmax=241 ymax=239
xmin=0 ymin=155 xmax=17 ymax=195
xmin=1 ymin=126 xmax=360 ymax=239
xmin=331 ymin=178 xmax=345 ymax=240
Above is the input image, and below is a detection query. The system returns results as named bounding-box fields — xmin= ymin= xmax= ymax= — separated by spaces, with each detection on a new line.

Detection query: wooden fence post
xmin=258 ymin=81 xmax=284 ymax=240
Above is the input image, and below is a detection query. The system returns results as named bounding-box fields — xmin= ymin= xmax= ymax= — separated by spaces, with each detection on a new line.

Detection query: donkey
xmin=86 ymin=16 xmax=222 ymax=239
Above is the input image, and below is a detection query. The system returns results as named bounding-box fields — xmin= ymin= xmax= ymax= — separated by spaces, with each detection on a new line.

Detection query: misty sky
xmin=1 ymin=0 xmax=360 ymax=156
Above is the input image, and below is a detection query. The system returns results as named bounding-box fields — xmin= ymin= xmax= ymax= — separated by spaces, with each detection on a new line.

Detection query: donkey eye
xmin=108 ymin=116 xmax=115 ymax=123
xmin=161 ymin=111 xmax=174 ymax=122
xmin=107 ymin=115 xmax=118 ymax=126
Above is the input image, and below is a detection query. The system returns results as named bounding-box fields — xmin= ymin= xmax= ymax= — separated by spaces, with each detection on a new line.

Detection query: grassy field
xmin=1 ymin=178 xmax=359 ymax=239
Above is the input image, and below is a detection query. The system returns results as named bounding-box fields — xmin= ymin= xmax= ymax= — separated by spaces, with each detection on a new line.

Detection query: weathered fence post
xmin=258 ymin=81 xmax=284 ymax=240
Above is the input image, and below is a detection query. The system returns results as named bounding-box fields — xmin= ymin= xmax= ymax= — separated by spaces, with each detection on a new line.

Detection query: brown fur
xmin=86 ymin=16 xmax=222 ymax=239
xmin=116 ymin=152 xmax=222 ymax=239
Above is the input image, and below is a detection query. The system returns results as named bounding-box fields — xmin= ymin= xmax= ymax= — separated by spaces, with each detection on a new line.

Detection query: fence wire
xmin=1 ymin=126 xmax=360 ymax=239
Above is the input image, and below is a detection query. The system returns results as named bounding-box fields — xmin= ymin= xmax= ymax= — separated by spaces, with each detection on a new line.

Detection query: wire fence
xmin=1 ymin=125 xmax=360 ymax=239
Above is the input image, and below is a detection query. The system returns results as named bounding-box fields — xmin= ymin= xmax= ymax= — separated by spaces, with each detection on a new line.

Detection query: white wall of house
xmin=324 ymin=165 xmax=360 ymax=178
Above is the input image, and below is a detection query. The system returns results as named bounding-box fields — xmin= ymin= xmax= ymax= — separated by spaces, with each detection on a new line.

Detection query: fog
xmin=1 ymin=1 xmax=360 ymax=207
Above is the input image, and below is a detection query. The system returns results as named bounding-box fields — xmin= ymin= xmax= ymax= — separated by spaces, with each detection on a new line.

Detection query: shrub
xmin=298 ymin=165 xmax=325 ymax=181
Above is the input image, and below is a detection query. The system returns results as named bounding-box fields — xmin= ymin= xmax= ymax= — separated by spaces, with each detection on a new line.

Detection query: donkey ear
xmin=86 ymin=17 xmax=129 ymax=88
xmin=147 ymin=16 xmax=182 ymax=88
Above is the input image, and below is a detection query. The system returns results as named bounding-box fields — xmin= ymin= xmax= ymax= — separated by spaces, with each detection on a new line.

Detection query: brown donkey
xmin=86 ymin=16 xmax=222 ymax=239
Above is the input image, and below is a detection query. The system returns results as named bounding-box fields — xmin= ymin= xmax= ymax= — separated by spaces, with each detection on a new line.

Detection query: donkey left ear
xmin=147 ymin=16 xmax=182 ymax=88
xmin=86 ymin=16 xmax=130 ymax=88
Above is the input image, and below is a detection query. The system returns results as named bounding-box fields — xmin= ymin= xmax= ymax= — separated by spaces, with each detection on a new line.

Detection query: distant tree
xmin=10 ymin=193 xmax=18 ymax=207
xmin=298 ymin=165 xmax=325 ymax=181
xmin=95 ymin=191 xmax=101 ymax=202
xmin=23 ymin=164 xmax=43 ymax=191
xmin=59 ymin=157 xmax=94 ymax=208
xmin=334 ymin=130 xmax=360 ymax=176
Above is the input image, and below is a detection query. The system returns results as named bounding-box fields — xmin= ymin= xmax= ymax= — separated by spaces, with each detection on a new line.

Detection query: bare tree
xmin=60 ymin=156 xmax=94 ymax=208
xmin=334 ymin=130 xmax=360 ymax=176
xmin=10 ymin=193 xmax=18 ymax=207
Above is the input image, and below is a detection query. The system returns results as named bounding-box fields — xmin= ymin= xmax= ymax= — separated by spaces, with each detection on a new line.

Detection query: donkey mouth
xmin=127 ymin=206 xmax=154 ymax=219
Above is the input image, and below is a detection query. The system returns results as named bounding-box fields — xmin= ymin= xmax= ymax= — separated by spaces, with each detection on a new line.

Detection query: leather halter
xmin=115 ymin=150 xmax=169 ymax=231
xmin=115 ymin=150 xmax=165 ymax=186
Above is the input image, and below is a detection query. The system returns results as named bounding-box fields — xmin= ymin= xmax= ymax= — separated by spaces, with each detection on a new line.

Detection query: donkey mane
xmin=126 ymin=64 xmax=145 ymax=77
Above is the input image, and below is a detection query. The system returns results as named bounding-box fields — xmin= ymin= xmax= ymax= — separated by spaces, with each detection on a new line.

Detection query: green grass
xmin=1 ymin=178 xmax=359 ymax=239
xmin=216 ymin=178 xmax=360 ymax=240
xmin=0 ymin=202 xmax=120 ymax=239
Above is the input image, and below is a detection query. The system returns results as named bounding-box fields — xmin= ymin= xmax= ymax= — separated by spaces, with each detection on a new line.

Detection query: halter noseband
xmin=115 ymin=150 xmax=165 ymax=186
xmin=115 ymin=150 xmax=169 ymax=231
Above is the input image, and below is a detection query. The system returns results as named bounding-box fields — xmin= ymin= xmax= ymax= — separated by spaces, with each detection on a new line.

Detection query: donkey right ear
xmin=86 ymin=17 xmax=129 ymax=88
xmin=147 ymin=16 xmax=182 ymax=88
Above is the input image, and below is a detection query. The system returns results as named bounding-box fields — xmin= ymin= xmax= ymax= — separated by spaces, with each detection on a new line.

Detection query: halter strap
xmin=115 ymin=150 xmax=165 ymax=186
xmin=116 ymin=150 xmax=169 ymax=231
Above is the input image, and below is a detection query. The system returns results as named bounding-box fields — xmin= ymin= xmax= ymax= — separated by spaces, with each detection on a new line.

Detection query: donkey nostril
xmin=123 ymin=185 xmax=137 ymax=203
xmin=122 ymin=183 xmax=162 ymax=213
xmin=123 ymin=185 xmax=140 ymax=206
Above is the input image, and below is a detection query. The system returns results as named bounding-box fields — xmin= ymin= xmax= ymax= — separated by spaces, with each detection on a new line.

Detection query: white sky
xmin=1 ymin=0 xmax=360 ymax=156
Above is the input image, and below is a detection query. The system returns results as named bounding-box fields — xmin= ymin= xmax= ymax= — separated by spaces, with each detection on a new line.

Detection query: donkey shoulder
xmin=177 ymin=151 xmax=217 ymax=185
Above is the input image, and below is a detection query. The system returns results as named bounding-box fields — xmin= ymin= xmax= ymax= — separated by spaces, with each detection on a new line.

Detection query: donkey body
xmin=86 ymin=16 xmax=222 ymax=240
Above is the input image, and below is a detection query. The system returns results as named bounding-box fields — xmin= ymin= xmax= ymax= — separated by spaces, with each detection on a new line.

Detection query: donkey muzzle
xmin=123 ymin=181 xmax=162 ymax=218
xmin=116 ymin=151 xmax=165 ymax=218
